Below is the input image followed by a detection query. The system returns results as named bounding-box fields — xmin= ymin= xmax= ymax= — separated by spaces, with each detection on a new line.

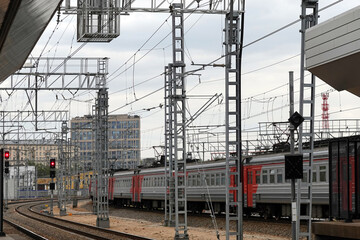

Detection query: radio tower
xmin=322 ymin=92 xmax=329 ymax=129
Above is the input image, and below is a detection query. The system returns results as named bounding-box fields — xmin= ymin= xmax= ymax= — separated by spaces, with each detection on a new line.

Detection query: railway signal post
xmin=50 ymin=159 xmax=56 ymax=216
xmin=0 ymin=149 xmax=7 ymax=236
xmin=287 ymin=71 xmax=305 ymax=240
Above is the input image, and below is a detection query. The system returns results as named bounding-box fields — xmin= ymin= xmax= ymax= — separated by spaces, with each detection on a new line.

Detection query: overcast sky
xmin=2 ymin=0 xmax=360 ymax=160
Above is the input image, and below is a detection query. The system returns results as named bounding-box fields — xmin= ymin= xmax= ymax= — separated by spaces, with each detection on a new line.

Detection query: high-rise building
xmin=70 ymin=114 xmax=141 ymax=169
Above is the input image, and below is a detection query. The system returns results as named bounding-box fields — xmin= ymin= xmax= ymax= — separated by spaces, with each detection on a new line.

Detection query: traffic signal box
xmin=4 ymin=151 xmax=9 ymax=174
xmin=285 ymin=154 xmax=303 ymax=179
xmin=50 ymin=159 xmax=56 ymax=179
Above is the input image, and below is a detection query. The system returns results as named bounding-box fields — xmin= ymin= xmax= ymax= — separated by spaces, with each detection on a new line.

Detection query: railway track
xmin=4 ymin=200 xmax=153 ymax=240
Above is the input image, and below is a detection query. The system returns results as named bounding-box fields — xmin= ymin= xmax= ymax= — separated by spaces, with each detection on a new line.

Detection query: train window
xmin=211 ymin=174 xmax=215 ymax=186
xmin=312 ymin=171 xmax=317 ymax=182
xmin=206 ymin=174 xmax=210 ymax=186
xmin=262 ymin=170 xmax=268 ymax=184
xmin=302 ymin=172 xmax=308 ymax=182
xmin=221 ymin=173 xmax=225 ymax=185
xmin=319 ymin=165 xmax=327 ymax=182
xmin=216 ymin=173 xmax=220 ymax=185
xmin=277 ymin=169 xmax=283 ymax=183
xmin=248 ymin=171 xmax=252 ymax=184
xmin=270 ymin=169 xmax=275 ymax=184
xmin=188 ymin=175 xmax=193 ymax=187
xmin=255 ymin=170 xmax=260 ymax=184
xmin=197 ymin=174 xmax=201 ymax=186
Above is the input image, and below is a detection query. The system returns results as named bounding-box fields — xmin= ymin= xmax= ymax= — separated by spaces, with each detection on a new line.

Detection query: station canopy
xmin=0 ymin=0 xmax=61 ymax=82
xmin=305 ymin=5 xmax=360 ymax=97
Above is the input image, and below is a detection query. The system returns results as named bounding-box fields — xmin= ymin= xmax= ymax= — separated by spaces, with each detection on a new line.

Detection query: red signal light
xmin=50 ymin=159 xmax=56 ymax=168
xmin=4 ymin=151 xmax=9 ymax=159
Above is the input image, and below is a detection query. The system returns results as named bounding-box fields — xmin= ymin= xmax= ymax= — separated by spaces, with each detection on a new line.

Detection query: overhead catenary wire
xmin=56 ymin=0 xmax=343 ymax=113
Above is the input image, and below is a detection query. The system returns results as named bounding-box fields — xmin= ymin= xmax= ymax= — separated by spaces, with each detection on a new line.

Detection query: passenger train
xmin=90 ymin=147 xmax=352 ymax=219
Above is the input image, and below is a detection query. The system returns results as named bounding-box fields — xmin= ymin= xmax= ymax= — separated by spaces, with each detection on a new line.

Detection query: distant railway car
xmin=90 ymin=147 xmax=345 ymax=219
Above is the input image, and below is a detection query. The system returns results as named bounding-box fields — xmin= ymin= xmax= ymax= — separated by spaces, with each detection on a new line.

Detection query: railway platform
xmin=0 ymin=236 xmax=23 ymax=240
xmin=312 ymin=220 xmax=360 ymax=240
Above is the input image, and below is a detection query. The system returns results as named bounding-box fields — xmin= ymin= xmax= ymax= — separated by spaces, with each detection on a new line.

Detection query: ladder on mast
xmin=297 ymin=1 xmax=318 ymax=239
xmin=224 ymin=9 xmax=244 ymax=240
xmin=165 ymin=64 xmax=176 ymax=227
xmin=171 ymin=3 xmax=188 ymax=239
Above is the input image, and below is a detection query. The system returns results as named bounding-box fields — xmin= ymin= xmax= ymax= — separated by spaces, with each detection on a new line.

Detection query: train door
xmin=131 ymin=175 xmax=144 ymax=202
xmin=246 ymin=167 xmax=261 ymax=208
xmin=108 ymin=177 xmax=114 ymax=200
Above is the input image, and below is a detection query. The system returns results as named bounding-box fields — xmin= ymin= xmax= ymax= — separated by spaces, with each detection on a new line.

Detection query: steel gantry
xmin=159 ymin=1 xmax=244 ymax=239
xmin=0 ymin=56 xmax=110 ymax=224
xmin=297 ymin=1 xmax=318 ymax=239
xmin=64 ymin=0 xmax=242 ymax=15
xmin=63 ymin=0 xmax=244 ymax=237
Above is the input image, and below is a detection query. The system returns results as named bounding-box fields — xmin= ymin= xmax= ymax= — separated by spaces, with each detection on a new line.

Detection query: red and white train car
xmin=91 ymin=147 xmax=356 ymax=219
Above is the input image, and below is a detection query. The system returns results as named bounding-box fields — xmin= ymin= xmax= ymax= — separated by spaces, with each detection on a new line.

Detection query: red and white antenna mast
xmin=322 ymin=92 xmax=329 ymax=129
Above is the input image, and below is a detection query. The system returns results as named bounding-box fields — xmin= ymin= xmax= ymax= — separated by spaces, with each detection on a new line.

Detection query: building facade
xmin=70 ymin=114 xmax=141 ymax=169
xmin=3 ymin=140 xmax=58 ymax=165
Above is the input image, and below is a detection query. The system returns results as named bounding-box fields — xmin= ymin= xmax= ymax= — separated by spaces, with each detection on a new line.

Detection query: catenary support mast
xmin=93 ymin=87 xmax=110 ymax=228
xmin=170 ymin=4 xmax=188 ymax=239
xmin=58 ymin=121 xmax=68 ymax=216
xmin=165 ymin=63 xmax=176 ymax=227
xmin=297 ymin=1 xmax=318 ymax=239
xmin=224 ymin=0 xmax=245 ymax=238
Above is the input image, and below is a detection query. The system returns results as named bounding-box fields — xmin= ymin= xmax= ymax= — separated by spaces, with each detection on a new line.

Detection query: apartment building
xmin=70 ymin=114 xmax=141 ymax=169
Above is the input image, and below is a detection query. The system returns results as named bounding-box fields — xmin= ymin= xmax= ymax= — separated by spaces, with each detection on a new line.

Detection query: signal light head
xmin=50 ymin=159 xmax=56 ymax=168
xmin=4 ymin=151 xmax=9 ymax=159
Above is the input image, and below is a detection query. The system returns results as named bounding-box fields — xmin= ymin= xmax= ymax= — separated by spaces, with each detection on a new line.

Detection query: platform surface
xmin=312 ymin=219 xmax=360 ymax=240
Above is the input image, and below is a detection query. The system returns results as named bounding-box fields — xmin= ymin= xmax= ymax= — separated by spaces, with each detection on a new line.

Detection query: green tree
xmin=36 ymin=163 xmax=51 ymax=178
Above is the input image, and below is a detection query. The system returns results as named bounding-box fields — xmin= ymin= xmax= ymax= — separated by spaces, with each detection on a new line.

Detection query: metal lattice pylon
xmin=58 ymin=121 xmax=68 ymax=216
xmin=93 ymin=88 xmax=110 ymax=228
xmin=297 ymin=1 xmax=318 ymax=239
xmin=170 ymin=4 xmax=188 ymax=239
xmin=224 ymin=7 xmax=244 ymax=240
xmin=72 ymin=129 xmax=80 ymax=207
xmin=164 ymin=64 xmax=176 ymax=227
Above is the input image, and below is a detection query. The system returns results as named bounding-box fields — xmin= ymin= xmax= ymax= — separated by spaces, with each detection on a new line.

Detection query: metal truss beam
xmin=0 ymin=57 xmax=108 ymax=90
xmin=0 ymin=132 xmax=59 ymax=142
xmin=63 ymin=0 xmax=243 ymax=15
xmin=0 ymin=111 xmax=68 ymax=123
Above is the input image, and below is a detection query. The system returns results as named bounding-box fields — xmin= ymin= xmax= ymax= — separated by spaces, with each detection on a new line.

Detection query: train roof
xmin=113 ymin=147 xmax=329 ymax=177
xmin=245 ymin=147 xmax=328 ymax=165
